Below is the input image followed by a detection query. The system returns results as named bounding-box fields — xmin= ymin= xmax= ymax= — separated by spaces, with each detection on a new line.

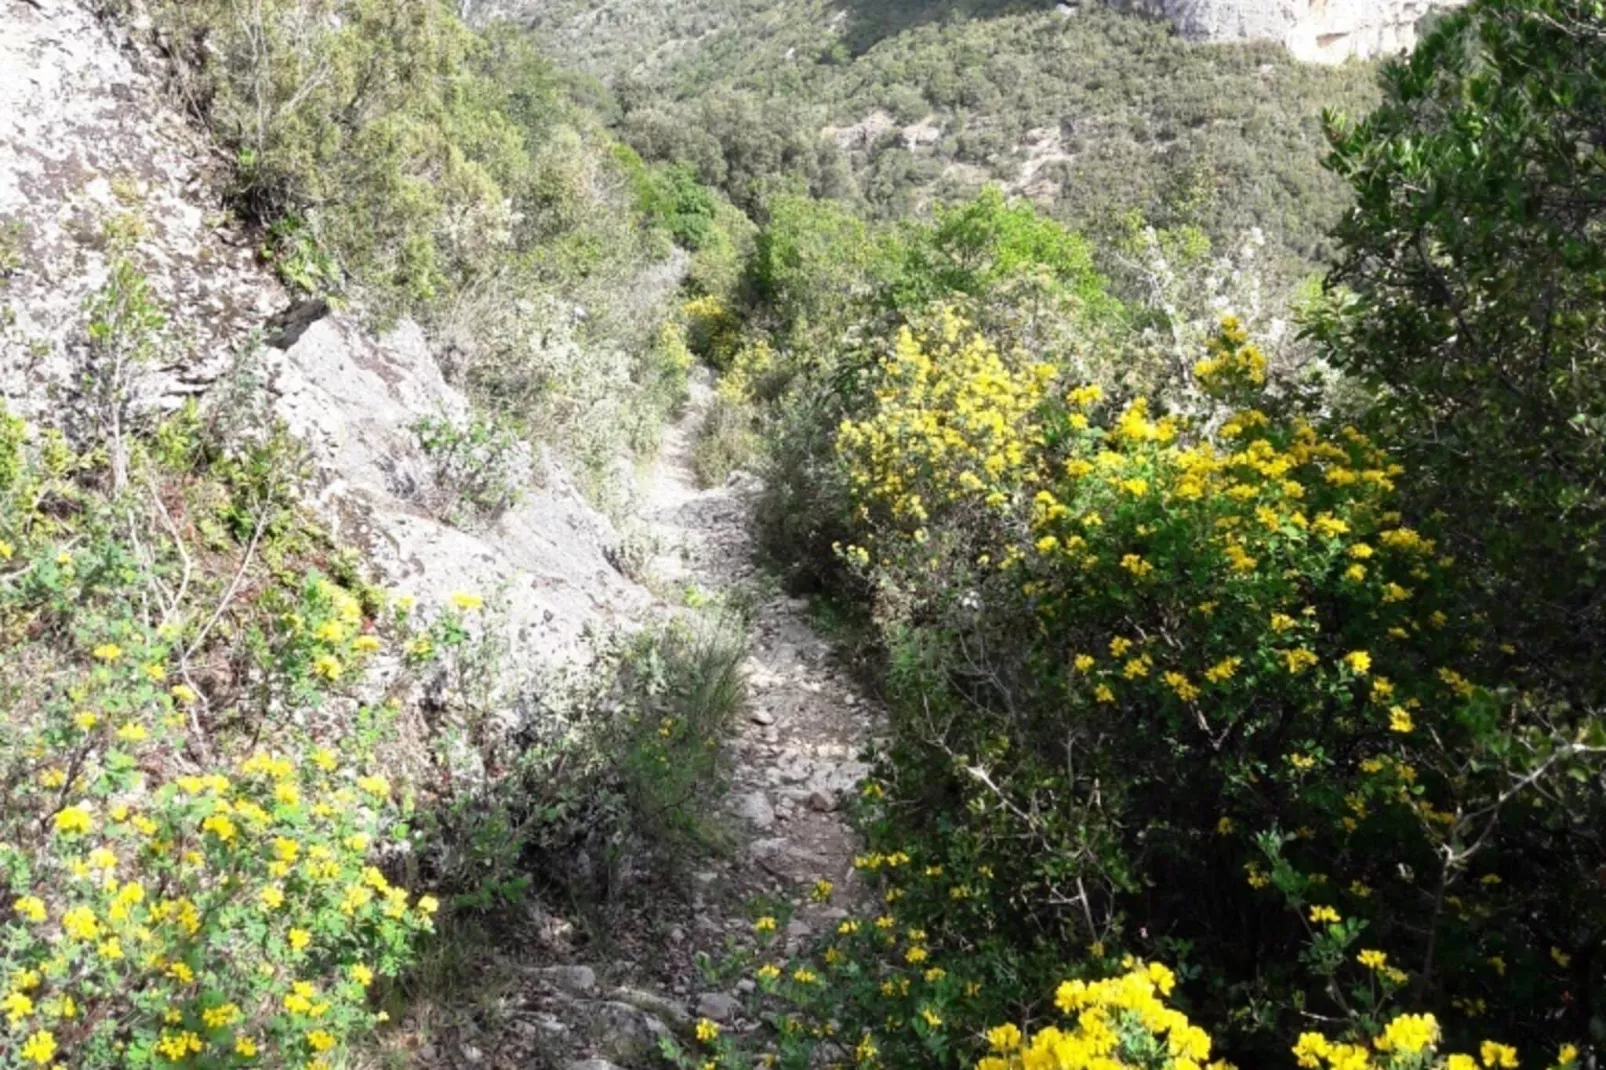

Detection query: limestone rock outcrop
xmin=269 ymin=314 xmax=653 ymax=670
xmin=0 ymin=0 xmax=650 ymax=673
xmin=1101 ymin=0 xmax=1467 ymax=62
xmin=0 ymin=0 xmax=282 ymax=421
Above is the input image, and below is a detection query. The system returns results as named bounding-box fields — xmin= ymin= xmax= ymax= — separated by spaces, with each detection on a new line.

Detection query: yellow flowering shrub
xmin=683 ymin=295 xmax=742 ymax=368
xmin=976 ymin=963 xmax=1220 ymax=1070
xmin=683 ymin=873 xmax=1580 ymax=1070
xmin=976 ymin=969 xmax=1580 ymax=1070
xmin=836 ymin=307 xmax=1057 ymax=544
xmin=0 ymin=562 xmax=437 ymax=1067
xmin=3 ymin=741 xmax=432 ymax=1067
xmin=0 ymin=417 xmax=451 ymax=1068
xmin=815 ymin=311 xmax=1599 ymax=1059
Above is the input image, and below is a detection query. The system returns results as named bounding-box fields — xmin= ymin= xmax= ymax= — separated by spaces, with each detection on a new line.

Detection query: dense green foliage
xmin=664 ymin=2 xmax=1606 ymax=1067
xmin=155 ymin=0 xmax=552 ymax=311
xmin=0 ymin=363 xmax=434 ymax=1068
xmin=1316 ymin=0 xmax=1606 ymax=704
xmin=530 ymin=0 xmax=1380 ymax=286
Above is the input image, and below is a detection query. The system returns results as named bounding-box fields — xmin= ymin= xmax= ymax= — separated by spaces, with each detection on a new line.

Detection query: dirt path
xmin=405 ymin=373 xmax=879 ymax=1069
xmin=639 ymin=364 xmax=878 ymax=965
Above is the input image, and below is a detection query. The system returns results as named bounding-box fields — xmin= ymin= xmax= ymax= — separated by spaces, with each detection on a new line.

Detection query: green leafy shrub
xmin=455 ymin=291 xmax=691 ymax=517
xmin=1314 ymin=0 xmax=1606 ymax=704
xmin=633 ymin=318 xmax=698 ymax=455
xmin=606 ymin=613 xmax=748 ymax=853
xmin=150 ymin=0 xmax=519 ymax=313
xmin=791 ymin=307 xmax=1602 ymax=1061
xmin=259 ymin=215 xmax=341 ymax=300
xmin=881 ymin=186 xmax=1111 ymax=319
xmin=693 ymin=393 xmax=761 ymax=487
xmin=138 ymin=0 xmax=688 ymax=393
xmin=748 ymin=194 xmax=882 ymax=343
xmin=406 ymin=609 xmax=749 ymax=916
xmin=83 ymin=258 xmax=166 ymax=491
xmin=624 ymin=154 xmax=722 ymax=250
xmin=683 ymin=296 xmax=745 ymax=368
xmin=413 ymin=413 xmax=529 ymax=523
xmin=685 ymin=197 xmax=759 ymax=302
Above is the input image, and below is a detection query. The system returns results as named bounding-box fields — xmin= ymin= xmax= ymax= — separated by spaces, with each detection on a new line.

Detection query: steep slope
xmin=0 ymin=0 xmax=652 ymax=667
xmin=516 ymin=0 xmax=1379 ymax=280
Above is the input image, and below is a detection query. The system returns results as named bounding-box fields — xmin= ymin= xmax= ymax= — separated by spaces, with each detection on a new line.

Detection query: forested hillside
xmin=519 ymin=0 xmax=1380 ymax=286
xmin=0 ymin=0 xmax=1602 ymax=1069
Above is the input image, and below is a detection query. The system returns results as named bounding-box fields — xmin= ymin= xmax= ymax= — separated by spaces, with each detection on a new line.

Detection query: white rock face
xmin=0 ymin=0 xmax=652 ymax=673
xmin=1105 ymin=0 xmax=1466 ymax=62
xmin=269 ymin=315 xmax=653 ymax=671
xmin=0 ymin=0 xmax=283 ymax=420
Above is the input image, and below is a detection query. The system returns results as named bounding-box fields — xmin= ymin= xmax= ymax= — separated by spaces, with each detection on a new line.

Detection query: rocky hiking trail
xmin=404 ymin=371 xmax=881 ymax=1070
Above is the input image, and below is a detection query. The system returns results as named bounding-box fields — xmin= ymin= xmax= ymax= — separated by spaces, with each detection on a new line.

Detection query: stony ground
xmin=391 ymin=373 xmax=880 ymax=1070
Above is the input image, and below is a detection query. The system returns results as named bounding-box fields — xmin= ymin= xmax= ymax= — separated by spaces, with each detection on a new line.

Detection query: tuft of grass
xmin=611 ymin=611 xmax=748 ymax=856
xmin=691 ymin=393 xmax=760 ymax=488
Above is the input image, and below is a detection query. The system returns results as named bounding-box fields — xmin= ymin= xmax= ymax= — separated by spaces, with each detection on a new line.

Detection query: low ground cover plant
xmin=0 ymin=396 xmax=441 ymax=1067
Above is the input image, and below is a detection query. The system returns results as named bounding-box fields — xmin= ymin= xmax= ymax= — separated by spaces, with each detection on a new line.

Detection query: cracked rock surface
xmin=0 ymin=0 xmax=283 ymax=420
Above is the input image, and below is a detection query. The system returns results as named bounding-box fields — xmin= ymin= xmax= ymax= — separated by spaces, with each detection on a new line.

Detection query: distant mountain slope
xmin=485 ymin=0 xmax=791 ymax=82
xmin=501 ymin=0 xmax=1380 ymax=282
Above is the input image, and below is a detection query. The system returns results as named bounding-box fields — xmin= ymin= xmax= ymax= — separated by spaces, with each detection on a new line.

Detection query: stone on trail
xmin=604 ymin=986 xmax=690 ymax=1028
xmin=730 ymin=790 xmax=775 ymax=830
xmin=580 ymin=1001 xmax=671 ymax=1062
xmin=696 ymin=991 xmax=742 ymax=1022
xmin=808 ymin=790 xmax=838 ymax=812
xmin=532 ymin=964 xmax=597 ymax=996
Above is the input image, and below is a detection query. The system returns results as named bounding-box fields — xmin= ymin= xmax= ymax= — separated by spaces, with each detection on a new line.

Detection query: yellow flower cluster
xmin=837 ymin=308 xmax=1056 ymax=547
xmin=836 ymin=314 xmax=1462 ymax=750
xmin=977 ymin=964 xmax=1226 ymax=1070
xmin=976 ymin=974 xmax=1546 ymax=1070
xmin=1192 ymin=316 xmax=1267 ymax=397
xmin=5 ymin=729 xmax=430 ymax=1067
xmin=1292 ymin=1015 xmax=1549 ymax=1070
xmin=682 ymin=295 xmax=741 ymax=365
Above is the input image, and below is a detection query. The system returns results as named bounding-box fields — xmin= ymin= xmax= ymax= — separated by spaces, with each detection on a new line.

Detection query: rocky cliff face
xmin=0 ymin=0 xmax=651 ymax=671
xmin=1103 ymin=0 xmax=1466 ymax=62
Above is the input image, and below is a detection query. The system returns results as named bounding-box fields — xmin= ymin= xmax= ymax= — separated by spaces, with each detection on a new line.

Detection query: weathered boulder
xmin=0 ymin=0 xmax=281 ymax=420
xmin=695 ymin=991 xmax=741 ymax=1023
xmin=532 ymin=964 xmax=599 ymax=997
xmin=574 ymin=1001 xmax=670 ymax=1063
